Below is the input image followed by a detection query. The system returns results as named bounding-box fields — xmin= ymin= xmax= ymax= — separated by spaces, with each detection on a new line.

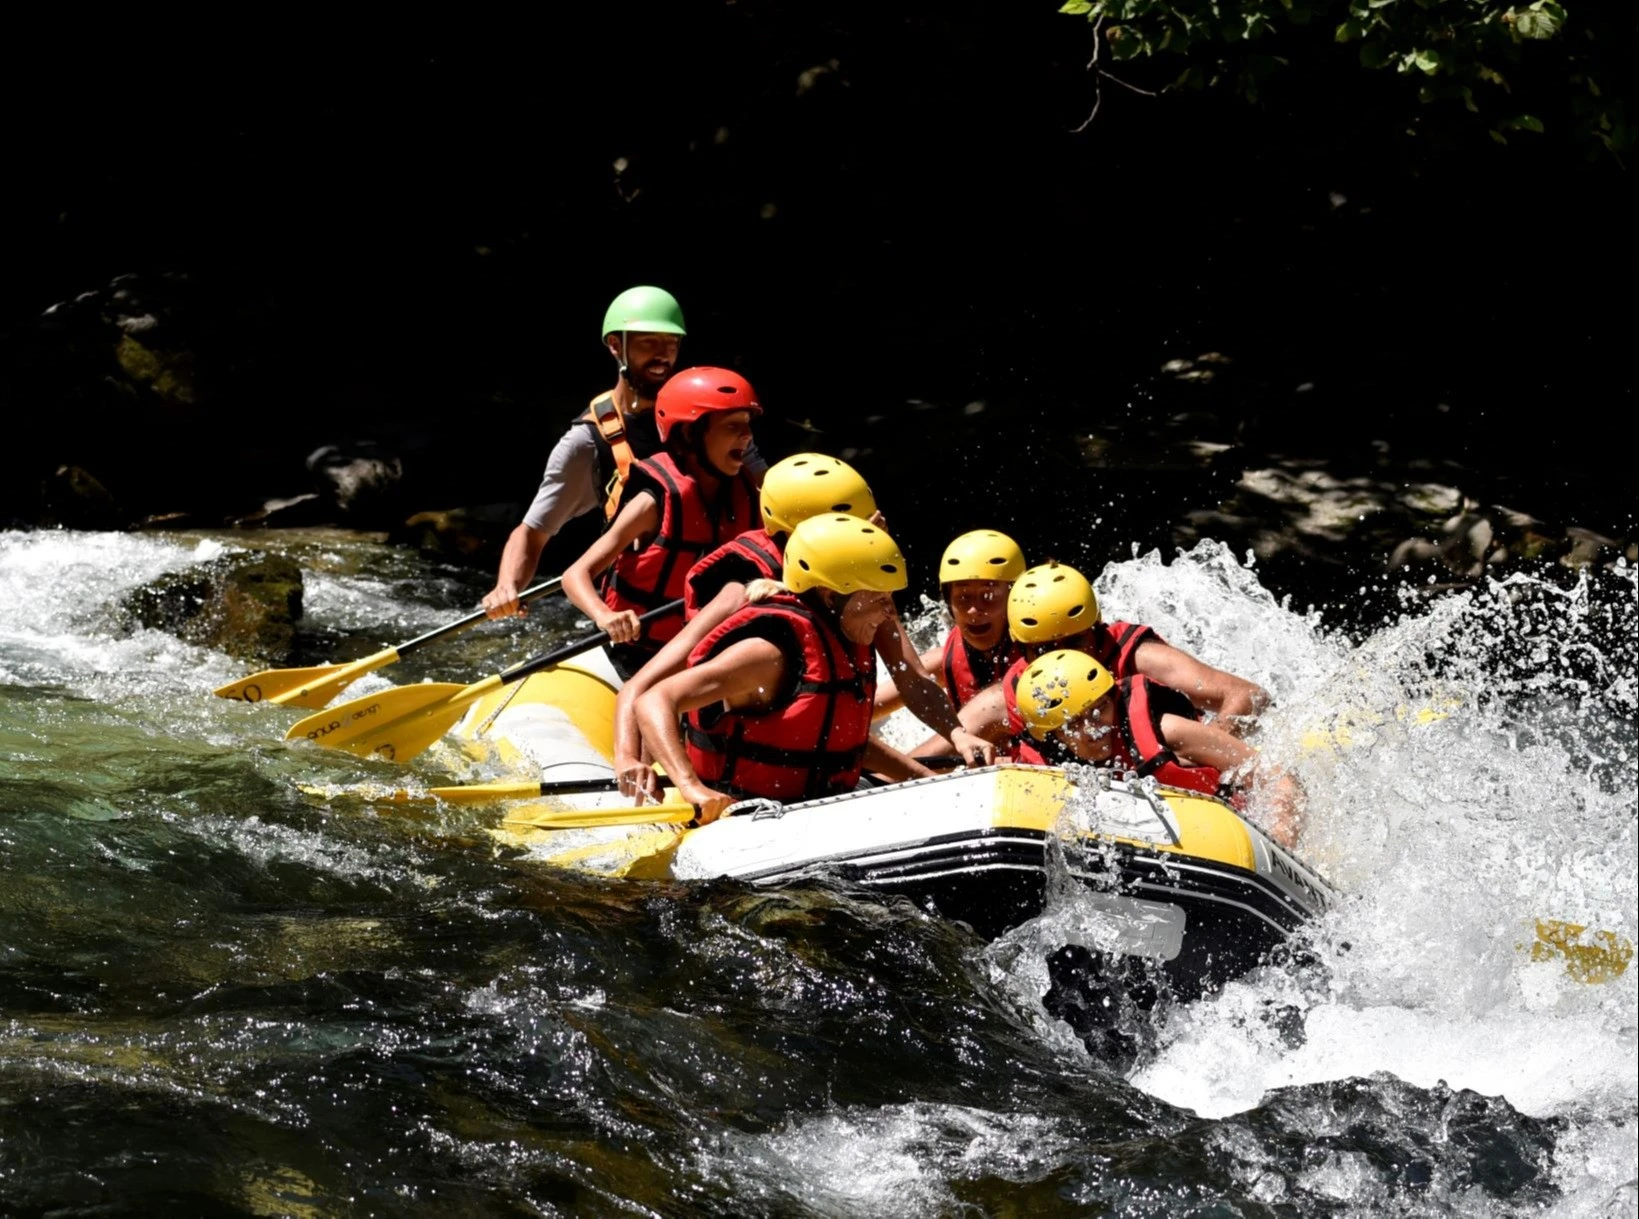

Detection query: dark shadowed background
xmin=3 ymin=5 xmax=1633 ymax=617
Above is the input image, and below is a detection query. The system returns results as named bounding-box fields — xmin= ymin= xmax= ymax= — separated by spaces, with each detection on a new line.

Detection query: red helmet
xmin=653 ymin=367 xmax=762 ymax=442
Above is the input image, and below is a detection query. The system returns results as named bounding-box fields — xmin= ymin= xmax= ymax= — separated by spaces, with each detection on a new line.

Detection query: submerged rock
xmin=115 ymin=552 xmax=303 ymax=662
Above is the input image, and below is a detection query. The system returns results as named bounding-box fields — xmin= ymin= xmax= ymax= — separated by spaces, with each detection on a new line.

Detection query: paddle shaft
xmin=285 ymin=599 xmax=684 ymax=759
xmin=218 ymin=576 xmax=566 ymax=707
xmin=395 ymin=577 xmax=564 ymax=657
xmin=431 ymin=776 xmax=621 ymax=800
xmin=493 ymin=599 xmax=682 ymax=686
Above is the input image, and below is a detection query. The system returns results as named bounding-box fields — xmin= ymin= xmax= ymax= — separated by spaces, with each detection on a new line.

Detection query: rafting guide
xmin=480 ymin=285 xmax=766 ymax=622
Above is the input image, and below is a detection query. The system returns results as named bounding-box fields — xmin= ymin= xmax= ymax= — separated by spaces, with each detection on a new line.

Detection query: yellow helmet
xmin=1007 ymin=562 xmax=1101 ymax=644
xmin=939 ymin=530 xmax=1027 ymax=585
xmin=783 ymin=514 xmax=908 ymax=596
xmin=1015 ymin=649 xmax=1116 ymax=740
xmin=760 ymin=453 xmax=878 ymax=535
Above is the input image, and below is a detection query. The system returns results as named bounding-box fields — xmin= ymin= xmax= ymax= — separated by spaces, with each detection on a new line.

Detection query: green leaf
xmin=1501 ymin=113 xmax=1545 ymax=132
xmin=1513 ymin=6 xmax=1560 ymax=38
xmin=1412 ymin=47 xmax=1442 ymax=74
xmin=1059 ymin=0 xmax=1095 ymax=14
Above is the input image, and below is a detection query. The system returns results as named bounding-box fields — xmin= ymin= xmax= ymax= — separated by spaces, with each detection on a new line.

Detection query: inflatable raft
xmin=448 ymin=652 xmax=1335 ymax=1000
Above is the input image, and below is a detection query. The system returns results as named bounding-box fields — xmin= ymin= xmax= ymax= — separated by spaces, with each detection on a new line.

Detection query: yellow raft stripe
xmin=992 ymin=770 xmax=1254 ymax=868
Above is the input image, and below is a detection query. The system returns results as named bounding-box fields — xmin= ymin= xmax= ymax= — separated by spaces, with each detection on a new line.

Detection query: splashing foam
xmin=1055 ymin=545 xmax=1637 ymax=1131
xmin=705 ymin=1102 xmax=1078 ymax=1216
xmin=962 ymin=543 xmax=1635 ymax=1199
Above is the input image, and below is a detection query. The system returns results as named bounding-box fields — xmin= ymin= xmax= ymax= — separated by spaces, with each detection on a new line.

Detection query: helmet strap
xmin=616 ymin=333 xmax=636 ymax=389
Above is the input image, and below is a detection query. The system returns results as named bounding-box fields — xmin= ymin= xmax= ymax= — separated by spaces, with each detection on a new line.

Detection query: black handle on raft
xmin=533 ymin=776 xmax=622 ymax=796
xmin=496 ymin=599 xmax=685 ymax=686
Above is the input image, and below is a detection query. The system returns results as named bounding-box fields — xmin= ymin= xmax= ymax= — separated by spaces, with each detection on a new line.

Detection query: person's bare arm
xmin=562 ymin=493 xmax=658 ymax=644
xmin=1162 ymin=713 xmax=1257 ymax=774
xmin=486 ymin=427 xmax=603 ymax=617
xmin=1161 ymin=713 xmax=1305 ymax=847
xmin=862 ymin=736 xmax=935 ymax=784
xmin=1134 ymin=639 xmax=1270 ymax=733
xmin=482 ymin=524 xmax=551 ymax=618
xmin=635 ymin=638 xmax=788 ymax=824
xmin=872 ymin=642 xmax=945 ymax=721
xmin=612 ymin=582 xmax=748 ymax=804
xmin=874 ymin=610 xmax=994 ymax=765
xmin=955 ymin=682 xmax=1016 ymax=748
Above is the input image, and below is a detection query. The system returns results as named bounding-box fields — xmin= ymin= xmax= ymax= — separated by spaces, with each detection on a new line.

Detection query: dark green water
xmin=1 ymin=528 xmax=1632 ymax=1217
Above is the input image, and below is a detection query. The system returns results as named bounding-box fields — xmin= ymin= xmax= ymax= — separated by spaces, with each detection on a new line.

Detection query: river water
xmin=1 ymin=527 xmax=1633 ymax=1217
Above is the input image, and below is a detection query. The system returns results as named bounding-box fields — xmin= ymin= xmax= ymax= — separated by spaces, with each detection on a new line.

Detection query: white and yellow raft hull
xmin=449 ymin=660 xmax=1335 ymax=998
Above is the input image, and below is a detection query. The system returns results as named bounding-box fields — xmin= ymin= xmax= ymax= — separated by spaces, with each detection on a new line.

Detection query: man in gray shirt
xmin=483 ymin=285 xmax=766 ymax=619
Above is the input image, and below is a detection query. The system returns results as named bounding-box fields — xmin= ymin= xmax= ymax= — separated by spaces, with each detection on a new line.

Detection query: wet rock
xmin=1437 ymin=510 xmax=1496 ymax=579
xmin=1563 ymin=526 xmax=1624 ymax=570
xmin=1388 ymin=537 xmax=1441 ymax=569
xmin=38 ymin=465 xmax=126 ymax=530
xmin=306 ymin=442 xmax=406 ymax=527
xmin=113 ymin=332 xmax=198 ymax=408
xmin=115 ymin=552 xmax=303 ymax=663
xmin=397 ymin=503 xmax=522 ymax=566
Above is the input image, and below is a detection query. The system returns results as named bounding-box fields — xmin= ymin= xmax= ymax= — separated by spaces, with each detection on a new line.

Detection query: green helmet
xmin=601 ymin=286 xmax=686 ymax=342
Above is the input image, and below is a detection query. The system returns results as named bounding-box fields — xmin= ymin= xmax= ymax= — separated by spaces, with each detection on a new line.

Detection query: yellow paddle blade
xmin=1301 ymin=700 xmax=1459 ymax=752
xmin=501 ymin=802 xmax=697 ymax=831
xmin=267 ymin=648 xmax=402 ymax=708
xmin=284 ymin=675 xmax=504 ymax=761
xmin=1525 ymin=919 xmax=1634 ymax=984
xmin=214 ymin=647 xmax=400 ymax=708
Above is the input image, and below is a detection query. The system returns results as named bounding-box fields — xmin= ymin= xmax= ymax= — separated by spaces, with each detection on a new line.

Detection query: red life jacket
xmin=1002 ymin=619 xmax=1157 ymax=739
xmin=601 ymin=453 xmax=759 ymax=649
xmin=683 ymin=528 xmax=784 ymax=619
xmin=1017 ymin=676 xmax=1228 ymax=799
xmin=685 ymin=592 xmax=877 ymax=802
xmin=1110 ymin=676 xmax=1224 ymax=796
xmin=939 ymin=626 xmax=1023 ymax=711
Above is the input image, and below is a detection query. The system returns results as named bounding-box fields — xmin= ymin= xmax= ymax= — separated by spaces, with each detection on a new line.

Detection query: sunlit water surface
xmin=1 ymin=528 xmax=1633 ymax=1217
